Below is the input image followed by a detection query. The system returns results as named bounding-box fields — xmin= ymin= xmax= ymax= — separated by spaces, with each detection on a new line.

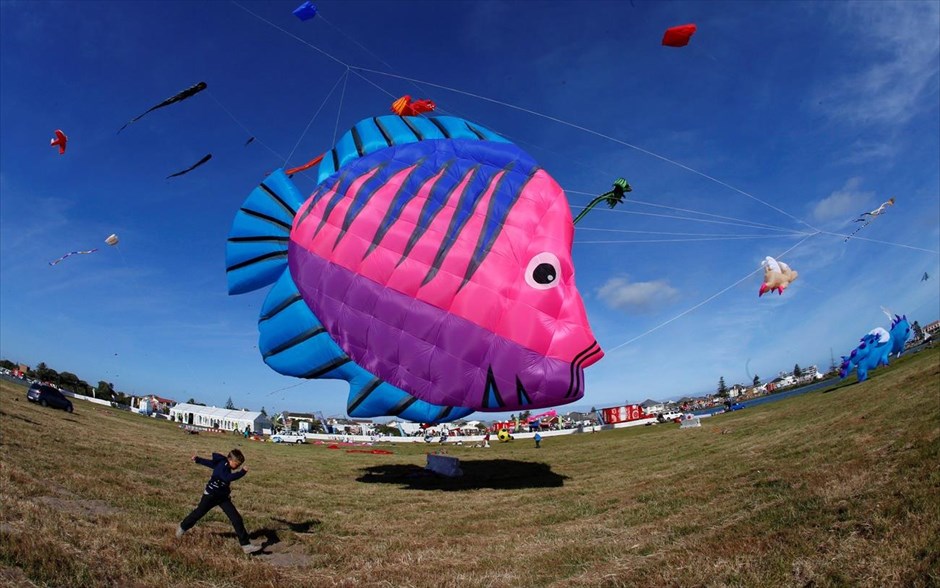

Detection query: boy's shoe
xmin=175 ymin=526 xmax=186 ymax=538
xmin=242 ymin=543 xmax=262 ymax=554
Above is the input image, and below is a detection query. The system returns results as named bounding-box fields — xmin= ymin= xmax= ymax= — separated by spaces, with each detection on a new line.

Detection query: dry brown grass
xmin=1 ymin=347 xmax=938 ymax=588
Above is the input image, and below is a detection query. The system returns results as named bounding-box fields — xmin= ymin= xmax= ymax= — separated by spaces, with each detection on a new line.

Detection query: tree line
xmin=3 ymin=358 xmax=136 ymax=407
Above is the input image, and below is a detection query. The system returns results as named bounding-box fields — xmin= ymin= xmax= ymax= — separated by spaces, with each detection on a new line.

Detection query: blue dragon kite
xmin=839 ymin=314 xmax=911 ymax=383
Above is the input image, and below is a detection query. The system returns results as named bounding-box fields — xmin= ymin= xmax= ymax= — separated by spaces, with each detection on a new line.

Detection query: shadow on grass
xmin=356 ymin=459 xmax=567 ymax=490
xmin=822 ymin=379 xmax=860 ymax=394
xmin=0 ymin=410 xmax=40 ymax=425
xmin=220 ymin=528 xmax=281 ymax=549
xmin=272 ymin=517 xmax=321 ymax=534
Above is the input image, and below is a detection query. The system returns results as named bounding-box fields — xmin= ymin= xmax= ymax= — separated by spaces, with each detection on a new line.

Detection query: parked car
xmin=270 ymin=432 xmax=306 ymax=444
xmin=656 ymin=410 xmax=683 ymax=423
xmin=26 ymin=383 xmax=73 ymax=412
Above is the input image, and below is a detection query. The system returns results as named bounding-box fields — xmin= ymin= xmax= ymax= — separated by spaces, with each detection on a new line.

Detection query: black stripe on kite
xmin=225 ymin=250 xmax=288 ymax=273
xmin=259 ymin=182 xmax=298 ymax=217
xmin=262 ymin=327 xmax=326 ymax=359
xmin=465 ymin=123 xmax=487 ymax=140
xmin=301 ymin=356 xmax=351 ymax=379
xmin=428 ymin=117 xmax=451 ymax=138
xmin=400 ymin=116 xmax=424 ymax=140
xmin=237 ymin=207 xmax=292 ymax=231
xmin=373 ymin=117 xmax=394 ymax=146
xmin=351 ymin=126 xmax=365 ymax=157
xmin=347 ymin=377 xmax=383 ymax=414
xmin=259 ymin=293 xmax=303 ymax=322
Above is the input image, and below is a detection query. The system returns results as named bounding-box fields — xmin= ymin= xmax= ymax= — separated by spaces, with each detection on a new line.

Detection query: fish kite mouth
xmin=566 ymin=341 xmax=603 ymax=398
xmin=480 ymin=340 xmax=603 ymax=410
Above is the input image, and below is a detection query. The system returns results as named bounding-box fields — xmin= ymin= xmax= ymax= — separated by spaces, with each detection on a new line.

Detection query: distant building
xmin=923 ymin=320 xmax=940 ymax=336
xmin=640 ymin=399 xmax=664 ymax=414
xmin=135 ymin=394 xmax=177 ymax=415
xmin=728 ymin=384 xmax=747 ymax=398
xmin=283 ymin=412 xmax=319 ymax=432
xmin=169 ymin=403 xmax=271 ymax=434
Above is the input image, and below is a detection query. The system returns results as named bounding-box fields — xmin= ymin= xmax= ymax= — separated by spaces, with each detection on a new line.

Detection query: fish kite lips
xmin=226 ymin=115 xmax=603 ymax=423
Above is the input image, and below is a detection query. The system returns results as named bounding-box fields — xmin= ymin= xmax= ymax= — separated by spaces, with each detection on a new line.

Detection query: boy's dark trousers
xmin=180 ymin=493 xmax=250 ymax=545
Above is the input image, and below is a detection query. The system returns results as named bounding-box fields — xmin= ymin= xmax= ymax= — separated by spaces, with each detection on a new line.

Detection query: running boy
xmin=176 ymin=449 xmax=261 ymax=554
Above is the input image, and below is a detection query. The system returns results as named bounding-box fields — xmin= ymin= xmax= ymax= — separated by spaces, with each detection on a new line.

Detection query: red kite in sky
xmin=662 ymin=24 xmax=697 ymax=47
xmin=50 ymin=129 xmax=68 ymax=155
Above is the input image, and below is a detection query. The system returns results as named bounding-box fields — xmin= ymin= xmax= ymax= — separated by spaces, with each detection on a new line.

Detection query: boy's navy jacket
xmin=194 ymin=453 xmax=246 ymax=497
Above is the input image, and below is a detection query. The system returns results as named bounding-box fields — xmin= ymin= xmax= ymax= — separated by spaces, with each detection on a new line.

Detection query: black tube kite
xmin=166 ymin=154 xmax=212 ymax=179
xmin=118 ymin=82 xmax=208 ymax=133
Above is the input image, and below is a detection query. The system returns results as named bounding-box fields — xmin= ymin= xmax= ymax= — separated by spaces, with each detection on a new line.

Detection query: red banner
xmin=601 ymin=405 xmax=647 ymax=424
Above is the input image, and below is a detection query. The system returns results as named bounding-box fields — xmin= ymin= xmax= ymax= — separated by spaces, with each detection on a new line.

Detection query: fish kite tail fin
xmin=345 ymin=370 xmax=474 ymax=424
xmin=226 ymin=169 xmax=304 ymax=295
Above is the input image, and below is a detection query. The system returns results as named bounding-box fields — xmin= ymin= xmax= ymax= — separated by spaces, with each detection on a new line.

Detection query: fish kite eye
xmin=525 ymin=252 xmax=561 ymax=289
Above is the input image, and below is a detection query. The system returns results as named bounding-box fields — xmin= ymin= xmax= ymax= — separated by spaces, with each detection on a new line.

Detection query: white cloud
xmin=597 ymin=276 xmax=679 ymax=312
xmin=811 ymin=177 xmax=874 ymax=222
xmin=815 ymin=2 xmax=940 ymax=126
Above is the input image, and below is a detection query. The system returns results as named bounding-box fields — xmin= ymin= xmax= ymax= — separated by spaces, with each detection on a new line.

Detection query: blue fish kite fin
xmin=226 ymin=170 xmax=303 ymax=295
xmin=258 ymin=270 xmax=473 ymax=424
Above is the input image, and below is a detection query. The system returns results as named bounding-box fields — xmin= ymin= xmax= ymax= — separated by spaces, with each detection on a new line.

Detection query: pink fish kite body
xmin=227 ymin=115 xmax=603 ymax=423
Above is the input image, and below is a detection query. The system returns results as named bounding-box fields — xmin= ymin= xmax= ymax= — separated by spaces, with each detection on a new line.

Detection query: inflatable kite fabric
xmin=50 ymin=129 xmax=68 ymax=155
xmin=226 ymin=113 xmax=603 ymax=423
xmin=759 ymin=256 xmax=798 ymax=296
xmin=662 ymin=24 xmax=697 ymax=47
xmin=293 ymin=2 xmax=317 ymax=21
xmin=839 ymin=315 xmax=910 ymax=382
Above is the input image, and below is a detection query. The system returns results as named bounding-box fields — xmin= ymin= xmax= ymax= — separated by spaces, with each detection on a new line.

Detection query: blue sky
xmin=2 ymin=0 xmax=938 ymax=420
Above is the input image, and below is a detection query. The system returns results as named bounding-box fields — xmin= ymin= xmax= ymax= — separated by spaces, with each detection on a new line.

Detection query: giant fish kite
xmin=759 ymin=256 xmax=798 ymax=296
xmin=226 ymin=113 xmax=603 ymax=423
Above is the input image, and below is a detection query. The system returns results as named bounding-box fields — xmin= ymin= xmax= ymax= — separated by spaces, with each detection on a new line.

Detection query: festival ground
xmin=1 ymin=346 xmax=938 ymax=587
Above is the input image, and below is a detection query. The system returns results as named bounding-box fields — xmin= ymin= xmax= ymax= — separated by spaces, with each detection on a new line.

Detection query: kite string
xmin=232 ymin=0 xmax=937 ymax=259
xmin=231 ymin=1 xmax=347 ymax=68
xmin=567 ymin=190 xmax=800 ymax=233
xmin=820 ymin=230 xmax=939 ymax=254
xmin=604 ymin=232 xmax=819 ymax=353
xmin=332 ymin=70 xmax=350 ymax=146
xmin=572 ymin=205 xmax=813 ymax=235
xmin=229 ymin=1 xmax=817 ymax=234
xmin=264 ymin=380 xmax=308 ymax=397
xmin=577 ymin=227 xmax=802 ymax=237
xmin=351 ymin=66 xmax=822 ymax=234
xmin=205 ymin=89 xmax=284 ymax=161
xmin=283 ymin=67 xmax=349 ymax=167
xmin=576 ymin=235 xmax=806 ymax=244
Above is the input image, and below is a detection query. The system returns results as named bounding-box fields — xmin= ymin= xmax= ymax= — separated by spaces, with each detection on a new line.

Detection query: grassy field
xmin=1 ymin=348 xmax=938 ymax=588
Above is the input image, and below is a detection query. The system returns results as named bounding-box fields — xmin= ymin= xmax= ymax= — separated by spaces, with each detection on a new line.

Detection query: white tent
xmin=169 ymin=403 xmax=270 ymax=434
